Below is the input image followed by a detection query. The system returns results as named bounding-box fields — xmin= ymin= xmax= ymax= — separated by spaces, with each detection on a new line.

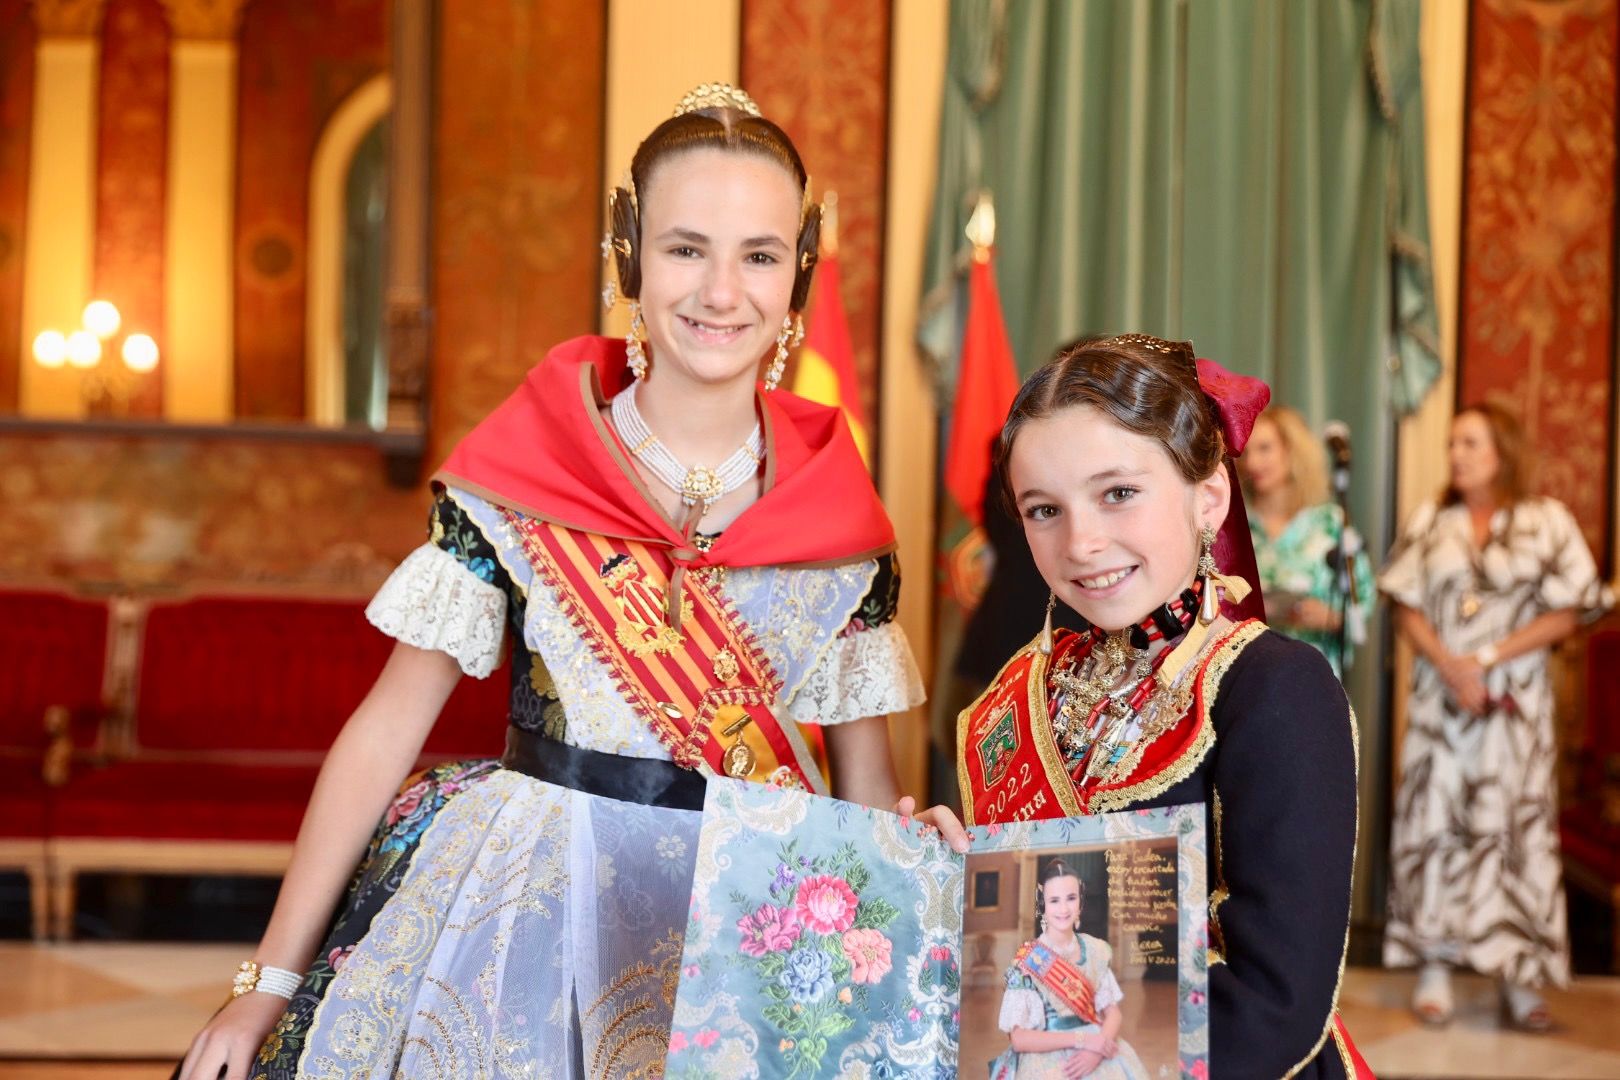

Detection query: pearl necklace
xmin=610 ymin=383 xmax=764 ymax=507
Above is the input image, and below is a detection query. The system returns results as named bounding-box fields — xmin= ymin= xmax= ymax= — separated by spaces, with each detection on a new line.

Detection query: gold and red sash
xmin=958 ymin=622 xmax=1262 ymax=825
xmin=507 ymin=512 xmax=826 ymax=794
xmin=1012 ymin=940 xmax=1099 ymax=1025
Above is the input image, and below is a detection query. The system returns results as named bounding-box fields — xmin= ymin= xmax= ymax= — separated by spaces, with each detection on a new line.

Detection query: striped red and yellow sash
xmin=1014 ymin=940 xmax=1099 ymax=1025
xmin=507 ymin=513 xmax=825 ymax=793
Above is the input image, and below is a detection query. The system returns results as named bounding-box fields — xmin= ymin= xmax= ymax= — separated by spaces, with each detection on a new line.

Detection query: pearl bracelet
xmin=231 ymin=960 xmax=301 ymax=1000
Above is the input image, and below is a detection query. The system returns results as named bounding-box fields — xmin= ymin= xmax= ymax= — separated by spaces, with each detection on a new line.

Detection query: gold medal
xmin=722 ymin=740 xmax=756 ymax=777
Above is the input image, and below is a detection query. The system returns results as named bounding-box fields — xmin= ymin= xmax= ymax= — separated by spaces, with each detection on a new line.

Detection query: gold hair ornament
xmin=673 ymin=82 xmax=762 ymax=117
xmin=1101 ymin=332 xmax=1196 ymax=369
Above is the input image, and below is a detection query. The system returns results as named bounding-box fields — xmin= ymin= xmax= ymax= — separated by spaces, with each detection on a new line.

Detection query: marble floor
xmin=0 ymin=944 xmax=1617 ymax=1077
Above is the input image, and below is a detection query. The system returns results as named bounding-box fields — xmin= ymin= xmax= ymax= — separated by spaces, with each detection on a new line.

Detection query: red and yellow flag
xmin=793 ymin=194 xmax=871 ymax=465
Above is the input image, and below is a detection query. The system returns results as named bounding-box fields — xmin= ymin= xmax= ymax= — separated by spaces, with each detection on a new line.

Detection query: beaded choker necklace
xmin=610 ymin=383 xmax=764 ymax=507
xmin=1128 ymin=584 xmax=1201 ymax=648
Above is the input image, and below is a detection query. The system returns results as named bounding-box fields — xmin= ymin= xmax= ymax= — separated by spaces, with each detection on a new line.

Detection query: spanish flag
xmin=792 ymin=193 xmax=871 ymax=465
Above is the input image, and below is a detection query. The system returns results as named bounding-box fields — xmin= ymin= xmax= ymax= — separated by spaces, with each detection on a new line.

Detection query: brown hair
xmin=1036 ymin=858 xmax=1084 ymax=919
xmin=1245 ymin=406 xmax=1328 ymax=515
xmin=1441 ymin=401 xmax=1529 ymax=507
xmin=608 ymin=106 xmax=822 ymax=311
xmin=995 ymin=334 xmax=1224 ymax=511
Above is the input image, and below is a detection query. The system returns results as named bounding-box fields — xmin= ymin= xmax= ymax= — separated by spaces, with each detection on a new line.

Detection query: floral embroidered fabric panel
xmin=670 ymin=779 xmax=962 ymax=1078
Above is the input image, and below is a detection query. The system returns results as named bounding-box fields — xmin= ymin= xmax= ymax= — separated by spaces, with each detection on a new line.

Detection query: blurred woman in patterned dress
xmin=1380 ymin=403 xmax=1610 ymax=1031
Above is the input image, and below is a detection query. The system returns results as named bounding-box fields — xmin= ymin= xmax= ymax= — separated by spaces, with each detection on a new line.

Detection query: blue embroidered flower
xmin=466 ymin=556 xmax=497 ymax=584
xmin=780 ymin=946 xmax=834 ymax=1003
xmin=770 ymin=862 xmax=798 ymax=897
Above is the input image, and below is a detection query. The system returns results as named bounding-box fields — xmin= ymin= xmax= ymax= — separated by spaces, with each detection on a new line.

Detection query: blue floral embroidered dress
xmin=249 ymin=486 xmax=924 ymax=1079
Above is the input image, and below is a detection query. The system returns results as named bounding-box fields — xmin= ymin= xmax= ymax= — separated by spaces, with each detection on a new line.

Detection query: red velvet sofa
xmin=1561 ymin=625 xmax=1620 ymax=971
xmin=0 ymin=587 xmax=115 ymax=938
xmin=2 ymin=586 xmax=508 ymax=939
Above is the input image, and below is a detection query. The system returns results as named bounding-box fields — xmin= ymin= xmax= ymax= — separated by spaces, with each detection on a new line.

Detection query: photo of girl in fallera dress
xmin=992 ymin=859 xmax=1148 ymax=1080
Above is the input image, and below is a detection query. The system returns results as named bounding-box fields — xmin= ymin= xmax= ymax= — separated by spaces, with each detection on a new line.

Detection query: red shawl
xmin=434 ymin=336 xmax=895 ymax=570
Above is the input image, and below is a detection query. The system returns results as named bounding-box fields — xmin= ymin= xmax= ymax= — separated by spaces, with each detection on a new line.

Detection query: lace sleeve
xmin=783 ymin=621 xmax=926 ymax=727
xmin=998 ymin=986 xmax=1045 ymax=1033
xmin=365 ymin=544 xmax=506 ymax=678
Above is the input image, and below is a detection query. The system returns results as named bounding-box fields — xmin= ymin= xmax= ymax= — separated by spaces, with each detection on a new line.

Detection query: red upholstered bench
xmin=1561 ymin=625 xmax=1620 ymax=973
xmin=0 ymin=587 xmax=113 ymax=938
xmin=47 ymin=592 xmax=509 ymax=939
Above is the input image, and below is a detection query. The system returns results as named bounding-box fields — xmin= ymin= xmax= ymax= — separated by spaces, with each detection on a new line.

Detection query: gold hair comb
xmin=673 ymin=82 xmax=761 ymax=118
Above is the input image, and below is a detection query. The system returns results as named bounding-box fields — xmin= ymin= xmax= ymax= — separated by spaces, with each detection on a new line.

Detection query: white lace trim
xmin=784 ymin=621 xmax=926 ymax=727
xmin=365 ymin=544 xmax=507 ymax=678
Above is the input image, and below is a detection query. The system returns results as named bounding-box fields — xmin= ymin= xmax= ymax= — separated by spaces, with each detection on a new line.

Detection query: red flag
xmin=944 ymin=253 xmax=1020 ymax=527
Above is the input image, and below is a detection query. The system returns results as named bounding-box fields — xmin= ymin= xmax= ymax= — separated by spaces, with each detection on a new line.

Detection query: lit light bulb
xmin=66 ymin=330 xmax=102 ymax=368
xmin=122 ymin=333 xmax=159 ymax=373
xmin=83 ymin=300 xmax=121 ymax=339
xmin=33 ymin=330 xmax=67 ymax=368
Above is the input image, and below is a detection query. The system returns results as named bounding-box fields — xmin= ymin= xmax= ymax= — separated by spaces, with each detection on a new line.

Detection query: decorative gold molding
xmin=158 ymin=0 xmax=247 ymax=41
xmin=29 ymin=0 xmax=107 ymax=39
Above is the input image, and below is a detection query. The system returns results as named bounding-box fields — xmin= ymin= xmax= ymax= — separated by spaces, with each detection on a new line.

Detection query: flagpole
xmin=966 ymin=188 xmax=996 ymax=262
xmin=821 ymin=189 xmax=839 ymax=258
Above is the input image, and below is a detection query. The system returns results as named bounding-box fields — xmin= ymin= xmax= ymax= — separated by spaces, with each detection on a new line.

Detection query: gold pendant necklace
xmin=1050 ymin=631 xmax=1146 ymax=755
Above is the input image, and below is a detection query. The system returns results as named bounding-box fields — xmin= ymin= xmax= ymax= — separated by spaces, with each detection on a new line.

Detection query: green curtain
xmin=920 ymin=0 xmax=1440 ymax=928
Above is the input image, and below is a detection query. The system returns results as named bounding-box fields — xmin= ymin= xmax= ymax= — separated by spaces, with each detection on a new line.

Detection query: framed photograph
xmin=971 ymin=869 xmax=1003 ymax=912
xmin=666 ymin=781 xmax=1207 ymax=1079
xmin=961 ymin=812 xmax=1208 ymax=1079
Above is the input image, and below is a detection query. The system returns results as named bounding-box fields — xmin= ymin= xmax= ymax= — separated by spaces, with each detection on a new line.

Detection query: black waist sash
xmin=499 ymin=725 xmax=708 ymax=811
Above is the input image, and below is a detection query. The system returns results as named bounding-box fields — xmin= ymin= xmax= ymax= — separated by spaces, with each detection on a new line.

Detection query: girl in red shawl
xmin=179 ymin=86 xmax=927 ymax=1080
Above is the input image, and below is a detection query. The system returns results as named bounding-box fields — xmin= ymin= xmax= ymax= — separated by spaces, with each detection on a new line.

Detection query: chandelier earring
xmin=626 ymin=301 xmax=648 ymax=380
xmin=1197 ymin=525 xmax=1220 ymax=623
xmin=764 ymin=313 xmax=797 ymax=391
xmin=1039 ymin=592 xmax=1057 ymax=655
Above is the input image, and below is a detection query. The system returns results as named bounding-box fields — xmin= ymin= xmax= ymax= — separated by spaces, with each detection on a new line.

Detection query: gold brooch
xmin=712 ymin=648 xmax=740 ymax=684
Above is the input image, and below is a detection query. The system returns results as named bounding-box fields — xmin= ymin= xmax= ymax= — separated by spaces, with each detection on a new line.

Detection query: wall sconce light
xmin=31 ymin=301 xmax=160 ymax=414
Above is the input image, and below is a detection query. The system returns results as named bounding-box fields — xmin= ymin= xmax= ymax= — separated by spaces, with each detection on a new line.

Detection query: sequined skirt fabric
xmin=250 ymin=760 xmax=701 ymax=1079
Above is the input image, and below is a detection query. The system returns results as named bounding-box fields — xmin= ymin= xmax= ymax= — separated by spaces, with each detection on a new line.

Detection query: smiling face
xmin=1040 ymin=874 xmax=1082 ymax=935
xmin=636 ymin=148 xmax=801 ymax=390
xmin=1238 ymin=414 xmax=1289 ymax=498
xmin=1010 ymin=404 xmax=1230 ymax=630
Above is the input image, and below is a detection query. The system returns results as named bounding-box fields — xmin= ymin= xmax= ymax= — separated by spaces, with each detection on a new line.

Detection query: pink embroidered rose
xmin=327 ymin=945 xmax=354 ymax=972
xmin=794 ymin=875 xmax=860 ymax=935
xmin=694 ymin=1029 xmax=719 ymax=1049
xmin=929 ymin=945 xmax=951 ymax=963
xmin=1184 ymin=1060 xmax=1208 ymax=1080
xmin=668 ymin=1031 xmax=688 ymax=1053
xmin=385 ymin=780 xmax=429 ymax=825
xmin=737 ymin=903 xmax=802 ymax=957
xmin=842 ymin=928 xmax=894 ymax=984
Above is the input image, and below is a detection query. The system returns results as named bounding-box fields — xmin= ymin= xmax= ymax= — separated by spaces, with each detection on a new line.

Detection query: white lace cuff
xmin=784 ymin=621 xmax=926 ymax=727
xmin=365 ymin=544 xmax=506 ymax=678
xmin=998 ymin=986 xmax=1044 ymax=1033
